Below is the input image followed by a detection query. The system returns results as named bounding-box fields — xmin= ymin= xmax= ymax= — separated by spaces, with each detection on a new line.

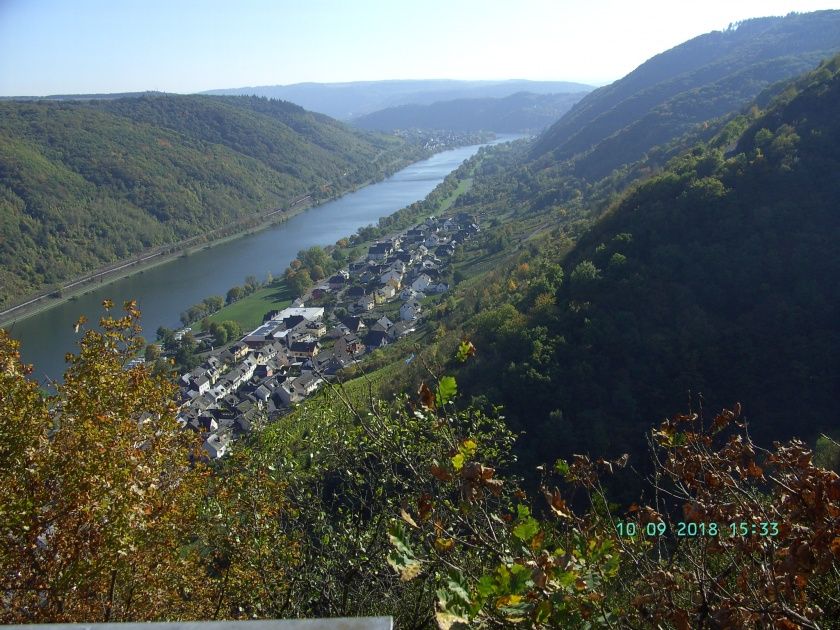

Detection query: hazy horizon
xmin=2 ymin=0 xmax=839 ymax=97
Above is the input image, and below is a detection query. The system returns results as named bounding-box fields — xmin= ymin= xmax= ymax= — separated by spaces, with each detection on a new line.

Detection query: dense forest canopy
xmin=0 ymin=94 xmax=416 ymax=308
xmin=412 ymin=54 xmax=840 ymax=485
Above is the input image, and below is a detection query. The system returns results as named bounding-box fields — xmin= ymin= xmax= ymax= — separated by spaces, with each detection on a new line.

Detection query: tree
xmin=226 ymin=286 xmax=244 ymax=304
xmin=144 ymin=343 xmax=161 ymax=362
xmin=220 ymin=320 xmax=242 ymax=343
xmin=208 ymin=321 xmax=228 ymax=346
xmin=0 ymin=301 xmax=207 ymax=622
xmin=203 ymin=295 xmax=224 ymax=312
xmin=287 ymin=269 xmax=313 ymax=297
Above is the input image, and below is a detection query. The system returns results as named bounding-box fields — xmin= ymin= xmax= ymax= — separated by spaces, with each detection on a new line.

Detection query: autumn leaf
xmin=430 ymin=462 xmax=453 ymax=482
xmin=418 ymin=492 xmax=434 ymax=521
xmin=542 ymin=487 xmax=572 ymax=519
xmin=418 ymin=382 xmax=436 ymax=409
xmin=400 ymin=508 xmax=418 ymax=528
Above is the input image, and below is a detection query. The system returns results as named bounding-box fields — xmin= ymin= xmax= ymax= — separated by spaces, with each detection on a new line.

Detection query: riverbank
xmin=0 ymin=197 xmax=315 ymax=328
xmin=186 ymin=149 xmax=484 ymax=335
xmin=0 ymin=137 xmax=490 ymax=329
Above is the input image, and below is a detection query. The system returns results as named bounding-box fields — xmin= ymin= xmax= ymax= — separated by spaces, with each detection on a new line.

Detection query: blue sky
xmin=1 ymin=0 xmax=838 ymax=95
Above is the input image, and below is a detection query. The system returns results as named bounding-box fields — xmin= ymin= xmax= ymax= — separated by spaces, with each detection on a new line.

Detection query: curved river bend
xmin=10 ymin=135 xmax=520 ymax=383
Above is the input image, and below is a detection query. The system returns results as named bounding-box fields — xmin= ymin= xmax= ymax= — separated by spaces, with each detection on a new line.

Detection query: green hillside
xmin=531 ymin=11 xmax=840 ymax=180
xmin=0 ymin=94 xmax=408 ymax=308
xmin=438 ymin=55 xmax=840 ymax=472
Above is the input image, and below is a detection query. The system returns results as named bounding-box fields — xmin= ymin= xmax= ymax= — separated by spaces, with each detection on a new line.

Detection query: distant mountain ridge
xmin=351 ymin=91 xmax=589 ymax=133
xmin=202 ymin=79 xmax=593 ymax=119
xmin=531 ymin=10 xmax=840 ymax=179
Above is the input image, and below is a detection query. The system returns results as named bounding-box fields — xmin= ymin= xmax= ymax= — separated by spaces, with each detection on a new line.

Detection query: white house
xmin=204 ymin=433 xmax=231 ymax=459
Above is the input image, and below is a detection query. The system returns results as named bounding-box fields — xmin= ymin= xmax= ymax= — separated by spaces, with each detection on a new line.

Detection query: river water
xmin=9 ymin=135 xmax=520 ymax=383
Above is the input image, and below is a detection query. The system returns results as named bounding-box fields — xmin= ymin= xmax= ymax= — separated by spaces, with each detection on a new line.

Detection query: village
xmin=170 ymin=211 xmax=480 ymax=458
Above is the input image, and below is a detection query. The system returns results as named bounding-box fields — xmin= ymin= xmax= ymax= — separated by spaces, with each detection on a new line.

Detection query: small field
xmin=201 ymin=281 xmax=295 ymax=333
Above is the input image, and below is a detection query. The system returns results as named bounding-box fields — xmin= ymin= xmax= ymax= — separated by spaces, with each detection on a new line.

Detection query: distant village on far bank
xmin=131 ymin=211 xmax=480 ymax=459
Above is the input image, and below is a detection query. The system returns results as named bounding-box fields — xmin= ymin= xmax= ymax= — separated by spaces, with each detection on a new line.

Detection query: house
xmin=352 ymin=296 xmax=375 ymax=313
xmin=204 ymin=433 xmax=231 ymax=459
xmin=411 ymin=274 xmax=433 ymax=293
xmin=254 ymin=384 xmax=273 ymax=403
xmin=400 ymin=287 xmax=420 ymax=302
xmin=400 ymin=300 xmax=421 ymax=321
xmin=243 ymin=320 xmax=284 ymax=346
xmin=327 ymin=324 xmax=350 ymax=339
xmin=291 ymin=297 xmax=305 ymax=308
xmin=374 ymin=285 xmax=396 ymax=303
xmin=364 ymin=330 xmax=390 ymax=351
xmin=328 ymin=274 xmax=348 ymax=290
xmin=230 ymin=342 xmax=249 ymax=362
xmin=289 ymin=340 xmax=320 ymax=360
xmin=367 ymin=242 xmax=392 ymax=262
xmin=269 ymin=306 xmax=325 ymax=323
xmin=254 ymin=363 xmax=274 ymax=379
xmin=336 ymin=333 xmax=365 ymax=357
xmin=198 ymin=413 xmax=218 ymax=432
xmin=393 ymin=250 xmax=413 ymax=264
xmin=305 ymin=320 xmax=327 ymax=338
xmin=429 ymin=282 xmax=449 ymax=295
xmin=189 ymin=375 xmax=211 ymax=396
xmin=390 ymin=321 xmax=416 ymax=339
xmin=274 ymin=383 xmax=297 ymax=406
xmin=380 ymin=269 xmax=403 ymax=288
xmin=240 ymin=357 xmax=257 ymax=382
xmin=341 ymin=316 xmax=366 ymax=334
xmin=210 ymin=381 xmax=230 ymax=400
xmin=292 ymin=373 xmax=323 ymax=398
xmin=349 ymin=261 xmax=368 ymax=278
xmin=376 ymin=315 xmax=394 ymax=330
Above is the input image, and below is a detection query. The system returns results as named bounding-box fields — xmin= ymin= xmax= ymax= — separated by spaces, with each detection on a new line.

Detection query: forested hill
xmin=0 ymin=94 xmax=411 ymax=308
xmin=351 ymin=91 xmax=588 ymax=133
xmin=530 ymin=10 xmax=840 ymax=179
xmin=451 ymin=54 xmax=840 ymax=472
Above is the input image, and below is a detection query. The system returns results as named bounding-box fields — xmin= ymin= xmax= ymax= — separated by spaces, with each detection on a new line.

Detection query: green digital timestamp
xmin=729 ymin=521 xmax=779 ymax=537
xmin=615 ymin=521 xmax=780 ymax=537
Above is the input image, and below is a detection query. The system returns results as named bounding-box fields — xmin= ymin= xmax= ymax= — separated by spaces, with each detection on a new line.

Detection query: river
xmin=8 ymin=135 xmax=521 ymax=384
